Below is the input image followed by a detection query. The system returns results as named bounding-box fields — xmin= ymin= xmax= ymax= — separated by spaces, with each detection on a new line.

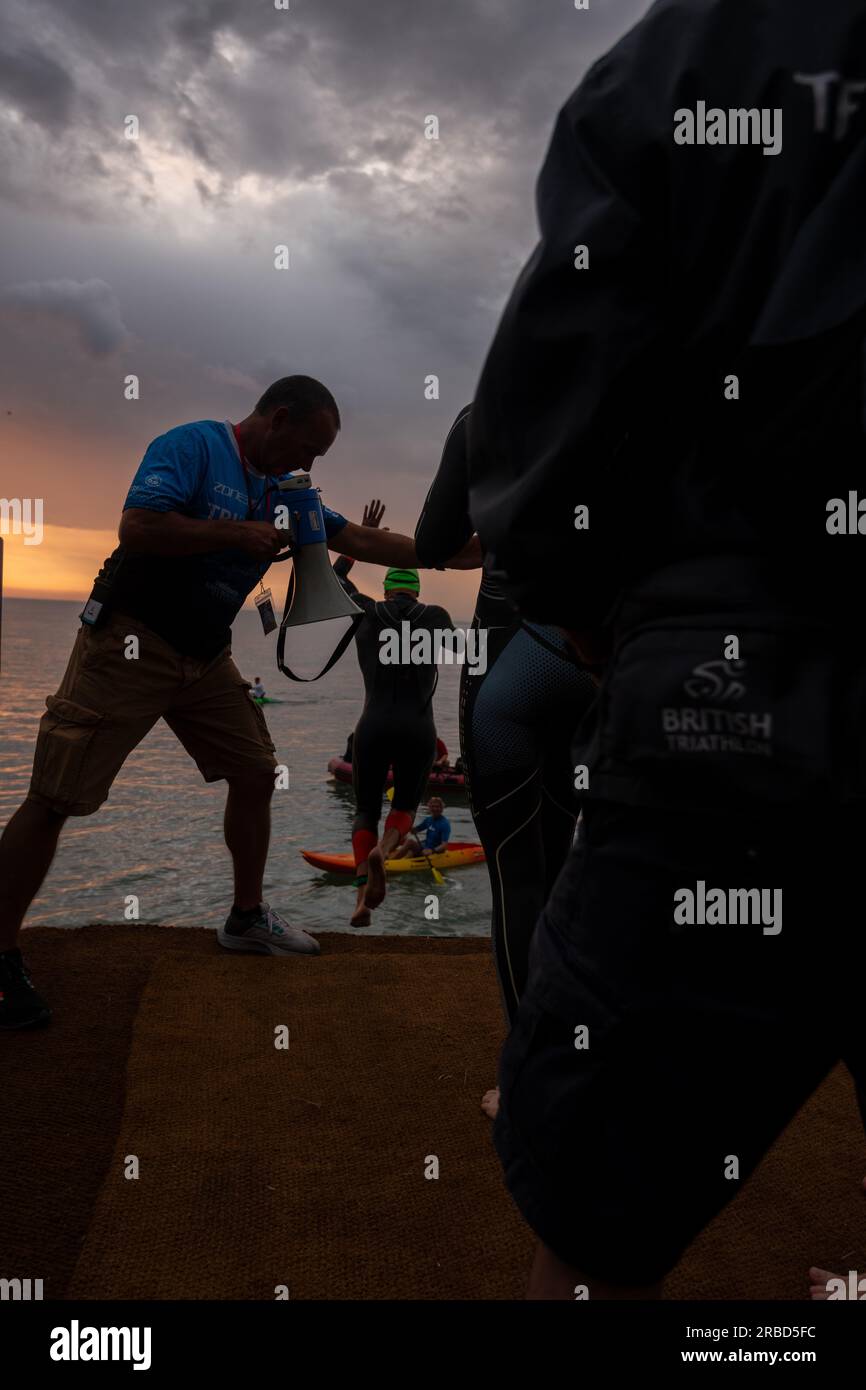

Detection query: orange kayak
xmin=301 ymin=842 xmax=486 ymax=875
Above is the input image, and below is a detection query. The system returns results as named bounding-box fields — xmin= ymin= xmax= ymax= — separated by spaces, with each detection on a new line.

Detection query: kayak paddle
xmin=386 ymin=787 xmax=444 ymax=883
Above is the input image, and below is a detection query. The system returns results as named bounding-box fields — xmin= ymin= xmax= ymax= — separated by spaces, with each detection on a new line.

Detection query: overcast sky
xmin=0 ymin=0 xmax=647 ymax=608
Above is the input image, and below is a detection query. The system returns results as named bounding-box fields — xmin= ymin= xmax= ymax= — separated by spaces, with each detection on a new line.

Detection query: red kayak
xmin=327 ymin=757 xmax=467 ymax=790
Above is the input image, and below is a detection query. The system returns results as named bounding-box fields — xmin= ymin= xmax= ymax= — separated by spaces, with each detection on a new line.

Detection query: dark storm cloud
xmin=0 ymin=43 xmax=76 ymax=132
xmin=0 ymin=278 xmax=129 ymax=355
xmin=172 ymin=0 xmax=243 ymax=61
xmin=2 ymin=0 xmax=645 ymax=206
xmin=0 ymin=0 xmax=649 ymax=518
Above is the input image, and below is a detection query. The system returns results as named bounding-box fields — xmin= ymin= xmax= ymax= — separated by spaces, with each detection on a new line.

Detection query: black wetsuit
xmin=335 ymin=561 xmax=452 ymax=840
xmin=415 ymin=406 xmax=596 ymax=1022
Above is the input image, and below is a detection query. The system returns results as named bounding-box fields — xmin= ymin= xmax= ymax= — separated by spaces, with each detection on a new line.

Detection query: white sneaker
xmin=218 ymin=903 xmax=320 ymax=956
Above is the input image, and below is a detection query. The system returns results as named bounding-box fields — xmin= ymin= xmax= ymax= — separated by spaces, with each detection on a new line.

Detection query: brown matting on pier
xmin=1 ymin=926 xmax=864 ymax=1299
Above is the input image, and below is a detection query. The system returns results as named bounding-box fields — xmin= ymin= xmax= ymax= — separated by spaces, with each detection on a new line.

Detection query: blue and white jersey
xmin=124 ymin=419 xmax=348 ymax=535
xmin=105 ymin=419 xmax=347 ymax=658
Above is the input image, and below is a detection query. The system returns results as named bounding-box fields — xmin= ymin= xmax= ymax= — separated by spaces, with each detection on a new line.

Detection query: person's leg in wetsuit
xmin=411 ymin=403 xmax=598 ymax=1114
xmin=363 ymin=714 xmax=436 ymax=912
xmin=459 ymin=602 xmax=596 ymax=1116
xmin=349 ymin=713 xmax=392 ymax=927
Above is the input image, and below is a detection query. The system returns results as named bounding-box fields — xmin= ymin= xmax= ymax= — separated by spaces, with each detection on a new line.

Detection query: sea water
xmin=0 ymin=598 xmax=491 ymax=937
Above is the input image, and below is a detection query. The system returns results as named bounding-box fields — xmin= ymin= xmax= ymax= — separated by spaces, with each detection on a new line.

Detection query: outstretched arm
xmin=332 ymin=500 xmax=387 ymax=597
xmin=330 ymin=522 xmax=480 ymax=570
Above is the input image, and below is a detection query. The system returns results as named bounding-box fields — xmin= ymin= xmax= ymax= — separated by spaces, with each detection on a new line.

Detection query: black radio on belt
xmin=80 ymin=548 xmax=126 ymax=628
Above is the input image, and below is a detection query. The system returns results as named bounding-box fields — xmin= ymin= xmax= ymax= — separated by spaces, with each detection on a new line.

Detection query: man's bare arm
xmin=119 ymin=509 xmax=285 ymax=561
xmin=329 ymin=521 xmax=481 ymax=570
xmin=328 ymin=522 xmax=415 ymax=567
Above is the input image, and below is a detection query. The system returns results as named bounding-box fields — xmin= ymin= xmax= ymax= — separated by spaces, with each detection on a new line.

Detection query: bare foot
xmin=365 ymin=846 xmax=387 ymax=910
xmin=481 ymin=1086 xmax=500 ymax=1119
xmin=808 ymin=1266 xmax=842 ymax=1300
xmin=350 ymin=882 xmax=371 ymax=928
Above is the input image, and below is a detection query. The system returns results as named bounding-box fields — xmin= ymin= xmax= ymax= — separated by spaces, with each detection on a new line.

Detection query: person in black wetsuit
xmin=334 ymin=544 xmax=454 ymax=926
xmin=415 ymin=405 xmax=597 ymax=1117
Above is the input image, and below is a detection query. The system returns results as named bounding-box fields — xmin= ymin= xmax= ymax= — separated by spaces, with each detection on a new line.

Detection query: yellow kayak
xmin=301 ymin=842 xmax=485 ymax=875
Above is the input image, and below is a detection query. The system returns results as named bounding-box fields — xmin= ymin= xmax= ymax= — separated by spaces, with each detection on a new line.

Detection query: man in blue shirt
xmin=395 ymin=797 xmax=452 ymax=858
xmin=0 ymin=376 xmax=479 ymax=1027
xmin=106 ymin=408 xmax=354 ymax=660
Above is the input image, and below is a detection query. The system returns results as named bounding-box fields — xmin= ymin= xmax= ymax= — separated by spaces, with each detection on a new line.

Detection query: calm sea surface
xmin=0 ymin=598 xmax=491 ymax=938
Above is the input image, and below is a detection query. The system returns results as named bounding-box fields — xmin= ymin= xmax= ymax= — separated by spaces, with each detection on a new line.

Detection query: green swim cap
xmin=384 ymin=567 xmax=420 ymax=593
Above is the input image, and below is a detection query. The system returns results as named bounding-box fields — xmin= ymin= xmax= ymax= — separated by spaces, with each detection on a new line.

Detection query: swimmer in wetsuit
xmin=334 ymin=544 xmax=454 ymax=926
xmin=415 ymin=404 xmax=598 ymax=1117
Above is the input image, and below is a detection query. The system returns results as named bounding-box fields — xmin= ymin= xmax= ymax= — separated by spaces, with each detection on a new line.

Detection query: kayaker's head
xmin=383 ymin=567 xmax=420 ymax=596
xmin=236 ymin=376 xmax=341 ymax=478
xmin=428 ymin=796 xmax=444 ymax=818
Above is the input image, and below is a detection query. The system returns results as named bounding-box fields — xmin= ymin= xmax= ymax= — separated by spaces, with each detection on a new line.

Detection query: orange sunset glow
xmin=1 ymin=524 xmax=118 ymax=600
xmin=1 ymin=418 xmax=478 ymax=614
xmin=1 ymin=519 xmax=477 ymax=617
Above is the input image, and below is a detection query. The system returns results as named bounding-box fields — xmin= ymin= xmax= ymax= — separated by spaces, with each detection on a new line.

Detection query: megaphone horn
xmin=275 ymin=474 xmax=362 ymax=682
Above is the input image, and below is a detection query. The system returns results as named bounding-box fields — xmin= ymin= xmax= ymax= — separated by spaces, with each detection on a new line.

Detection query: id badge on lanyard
xmin=255 ymin=584 xmax=277 ymax=635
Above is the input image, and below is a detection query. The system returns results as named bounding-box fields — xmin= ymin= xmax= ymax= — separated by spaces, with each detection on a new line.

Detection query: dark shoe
xmin=0 ymin=949 xmax=52 ymax=1029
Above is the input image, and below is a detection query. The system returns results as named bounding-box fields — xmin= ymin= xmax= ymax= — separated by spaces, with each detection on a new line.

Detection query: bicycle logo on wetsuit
xmin=683 ymin=659 xmax=747 ymax=703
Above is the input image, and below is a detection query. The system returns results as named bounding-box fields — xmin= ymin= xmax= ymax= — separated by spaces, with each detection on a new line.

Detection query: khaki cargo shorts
xmin=28 ymin=612 xmax=277 ymax=816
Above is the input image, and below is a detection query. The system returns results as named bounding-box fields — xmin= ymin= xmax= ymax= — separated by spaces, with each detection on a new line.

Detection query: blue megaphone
xmin=274 ymin=473 xmax=362 ymax=681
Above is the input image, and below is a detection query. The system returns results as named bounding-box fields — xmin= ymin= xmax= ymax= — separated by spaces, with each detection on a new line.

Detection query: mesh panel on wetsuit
xmin=473 ymin=626 xmax=595 ymax=775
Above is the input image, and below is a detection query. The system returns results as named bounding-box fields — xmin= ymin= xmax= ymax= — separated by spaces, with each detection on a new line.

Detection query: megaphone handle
xmin=277 ymin=614 xmax=362 ymax=681
xmin=276 ymin=567 xmax=362 ymax=681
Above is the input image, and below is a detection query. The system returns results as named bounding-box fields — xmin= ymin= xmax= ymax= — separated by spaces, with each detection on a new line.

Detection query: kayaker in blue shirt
xmin=394 ymin=796 xmax=451 ymax=858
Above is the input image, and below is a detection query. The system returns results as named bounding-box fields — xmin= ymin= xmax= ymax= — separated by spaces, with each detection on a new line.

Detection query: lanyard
xmin=232 ymin=423 xmax=276 ymax=521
